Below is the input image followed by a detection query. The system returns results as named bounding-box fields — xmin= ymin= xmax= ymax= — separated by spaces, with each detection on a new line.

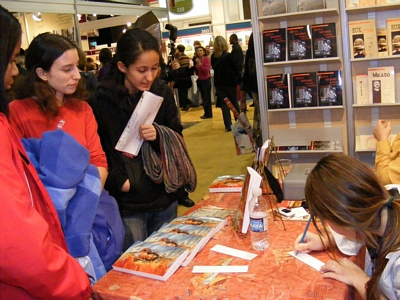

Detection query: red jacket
xmin=0 ymin=114 xmax=91 ymax=299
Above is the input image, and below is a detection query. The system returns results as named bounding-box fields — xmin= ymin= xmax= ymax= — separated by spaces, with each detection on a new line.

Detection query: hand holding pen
xmin=293 ymin=217 xmax=326 ymax=254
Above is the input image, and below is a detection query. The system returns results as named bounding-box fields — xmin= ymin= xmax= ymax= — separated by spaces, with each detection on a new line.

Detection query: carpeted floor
xmin=178 ymin=102 xmax=255 ymax=216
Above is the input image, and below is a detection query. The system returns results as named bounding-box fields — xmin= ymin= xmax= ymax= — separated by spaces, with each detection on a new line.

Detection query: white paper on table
xmin=288 ymin=251 xmax=325 ymax=271
xmin=242 ymin=167 xmax=263 ymax=234
xmin=192 ymin=265 xmax=248 ymax=273
xmin=115 ymin=91 xmax=163 ymax=156
xmin=291 ymin=207 xmax=309 ymax=218
xmin=211 ymin=244 xmax=258 ymax=260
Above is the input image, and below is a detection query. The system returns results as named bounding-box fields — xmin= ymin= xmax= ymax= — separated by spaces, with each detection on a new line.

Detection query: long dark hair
xmin=0 ymin=5 xmax=22 ymax=116
xmin=104 ymin=28 xmax=160 ymax=96
xmin=11 ymin=33 xmax=86 ymax=117
xmin=305 ymin=153 xmax=400 ymax=299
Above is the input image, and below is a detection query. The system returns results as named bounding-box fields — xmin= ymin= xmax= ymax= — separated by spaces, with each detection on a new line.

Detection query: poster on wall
xmin=159 ymin=0 xmax=209 ymax=20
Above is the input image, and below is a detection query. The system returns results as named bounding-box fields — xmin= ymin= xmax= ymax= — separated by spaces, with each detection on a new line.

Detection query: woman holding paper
xmin=294 ymin=153 xmax=400 ymax=300
xmin=8 ymin=33 xmax=108 ymax=187
xmin=92 ymin=28 xmax=195 ymax=250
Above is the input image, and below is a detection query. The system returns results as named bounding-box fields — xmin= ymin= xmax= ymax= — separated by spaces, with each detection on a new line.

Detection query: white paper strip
xmin=288 ymin=251 xmax=325 ymax=271
xmin=211 ymin=244 xmax=258 ymax=260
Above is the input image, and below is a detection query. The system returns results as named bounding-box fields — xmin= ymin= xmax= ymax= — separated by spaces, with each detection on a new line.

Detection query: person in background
xmin=294 ymin=153 xmax=400 ymax=300
xmin=211 ymin=35 xmax=240 ymax=132
xmin=195 ymin=46 xmax=212 ymax=119
xmin=97 ymin=47 xmax=112 ymax=82
xmin=242 ymin=33 xmax=262 ymax=144
xmin=373 ymin=119 xmax=400 ymax=185
xmin=0 ymin=5 xmax=91 ymax=298
xmin=87 ymin=56 xmax=98 ymax=75
xmin=191 ymin=40 xmax=202 ymax=107
xmin=229 ymin=33 xmax=244 ymax=98
xmin=16 ymin=47 xmax=28 ymax=75
xmin=77 ymin=46 xmax=98 ymax=104
xmin=9 ymin=33 xmax=108 ymax=188
xmin=92 ymin=28 xmax=196 ymax=250
xmin=174 ymin=44 xmax=193 ymax=111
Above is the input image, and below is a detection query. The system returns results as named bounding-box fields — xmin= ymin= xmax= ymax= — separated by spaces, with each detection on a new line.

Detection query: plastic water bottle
xmin=249 ymin=187 xmax=270 ymax=251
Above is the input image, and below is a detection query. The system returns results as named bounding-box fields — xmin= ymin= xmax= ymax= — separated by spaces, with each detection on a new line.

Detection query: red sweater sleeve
xmin=0 ymin=116 xmax=92 ymax=299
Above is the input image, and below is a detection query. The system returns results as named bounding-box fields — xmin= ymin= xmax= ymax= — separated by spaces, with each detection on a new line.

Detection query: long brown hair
xmin=305 ymin=153 xmax=400 ymax=299
xmin=11 ymin=33 xmax=87 ymax=117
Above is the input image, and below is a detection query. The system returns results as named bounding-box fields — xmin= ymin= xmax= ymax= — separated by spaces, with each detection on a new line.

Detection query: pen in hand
xmin=295 ymin=216 xmax=312 ymax=256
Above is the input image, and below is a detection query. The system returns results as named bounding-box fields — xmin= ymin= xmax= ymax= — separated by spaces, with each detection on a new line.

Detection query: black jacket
xmin=211 ymin=52 xmax=240 ymax=88
xmin=92 ymin=78 xmax=183 ymax=216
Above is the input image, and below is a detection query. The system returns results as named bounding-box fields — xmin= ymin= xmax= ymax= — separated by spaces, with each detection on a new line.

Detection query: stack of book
xmin=112 ymin=206 xmax=234 ymax=281
xmin=209 ymin=175 xmax=245 ymax=193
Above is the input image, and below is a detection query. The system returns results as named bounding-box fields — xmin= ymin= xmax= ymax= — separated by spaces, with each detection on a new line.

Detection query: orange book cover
xmin=209 ymin=175 xmax=245 ymax=193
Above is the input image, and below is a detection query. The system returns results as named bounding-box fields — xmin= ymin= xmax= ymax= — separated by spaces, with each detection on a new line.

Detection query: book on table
xmin=209 ymin=174 xmax=245 ymax=193
xmin=112 ymin=241 xmax=189 ymax=281
xmin=187 ymin=205 xmax=236 ymax=219
xmin=170 ymin=215 xmax=227 ymax=235
xmin=145 ymin=231 xmax=204 ymax=267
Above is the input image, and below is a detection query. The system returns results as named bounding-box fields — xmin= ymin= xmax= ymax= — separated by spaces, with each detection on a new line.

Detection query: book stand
xmin=253 ymin=136 xmax=286 ymax=230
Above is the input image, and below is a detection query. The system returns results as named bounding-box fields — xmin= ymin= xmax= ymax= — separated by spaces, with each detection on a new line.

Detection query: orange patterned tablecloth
xmin=93 ymin=193 xmax=353 ymax=300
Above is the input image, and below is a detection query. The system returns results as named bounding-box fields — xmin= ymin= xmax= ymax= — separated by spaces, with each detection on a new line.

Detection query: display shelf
xmin=346 ymin=3 xmax=400 ymax=15
xmin=350 ymin=56 xmax=400 ymax=63
xmin=353 ymin=103 xmax=400 ymax=108
xmin=269 ymin=106 xmax=344 ymax=112
xmin=258 ymin=8 xmax=339 ymax=22
xmin=263 ymin=57 xmax=341 ymax=67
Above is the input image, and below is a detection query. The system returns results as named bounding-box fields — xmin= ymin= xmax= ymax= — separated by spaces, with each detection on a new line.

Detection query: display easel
xmin=253 ymin=136 xmax=287 ymax=230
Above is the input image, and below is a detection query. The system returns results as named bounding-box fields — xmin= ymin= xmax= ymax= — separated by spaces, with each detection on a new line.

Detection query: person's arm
xmin=0 ymin=127 xmax=91 ymax=299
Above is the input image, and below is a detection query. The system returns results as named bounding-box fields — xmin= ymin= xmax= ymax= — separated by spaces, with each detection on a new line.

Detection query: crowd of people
xmin=1 ymin=3 xmax=399 ymax=298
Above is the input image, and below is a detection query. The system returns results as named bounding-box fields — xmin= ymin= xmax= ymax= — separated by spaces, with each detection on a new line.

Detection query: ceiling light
xmin=32 ymin=12 xmax=42 ymax=22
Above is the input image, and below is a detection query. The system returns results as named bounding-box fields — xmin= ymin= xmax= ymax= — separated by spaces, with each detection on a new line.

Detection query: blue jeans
xmin=216 ymin=86 xmax=239 ymax=130
xmin=122 ymin=201 xmax=178 ymax=251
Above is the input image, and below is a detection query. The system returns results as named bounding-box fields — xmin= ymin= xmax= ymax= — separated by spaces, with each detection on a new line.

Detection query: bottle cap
xmin=252 ymin=187 xmax=262 ymax=197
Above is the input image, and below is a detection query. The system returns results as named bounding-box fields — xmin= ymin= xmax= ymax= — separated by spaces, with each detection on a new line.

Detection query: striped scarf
xmin=142 ymin=123 xmax=197 ymax=193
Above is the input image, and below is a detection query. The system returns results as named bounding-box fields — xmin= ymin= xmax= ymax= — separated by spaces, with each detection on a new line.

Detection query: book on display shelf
xmin=112 ymin=241 xmax=188 ymax=281
xmin=297 ymin=0 xmax=325 ymax=11
xmin=355 ymin=74 xmax=370 ymax=104
xmin=277 ymin=145 xmax=309 ymax=151
xmin=348 ymin=19 xmax=378 ymax=59
xmin=144 ymin=231 xmax=204 ymax=267
xmin=266 ymin=73 xmax=291 ymax=109
xmin=310 ymin=140 xmax=343 ymax=151
xmin=367 ymin=66 xmax=395 ymax=104
xmin=386 ymin=18 xmax=400 ymax=56
xmin=317 ymin=70 xmax=343 ymax=106
xmin=209 ymin=174 xmax=245 ymax=193
xmin=287 ymin=25 xmax=312 ymax=60
xmin=346 ymin=0 xmax=375 ymax=6
xmin=291 ymin=72 xmax=318 ymax=107
xmin=187 ymin=205 xmax=236 ymax=219
xmin=311 ymin=23 xmax=337 ymax=59
xmin=377 ymin=28 xmax=388 ymax=57
xmin=261 ymin=0 xmax=286 ymax=16
xmin=263 ymin=28 xmax=287 ymax=63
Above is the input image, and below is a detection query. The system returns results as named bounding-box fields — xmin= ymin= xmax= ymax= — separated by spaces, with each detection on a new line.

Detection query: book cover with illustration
xmin=311 ymin=23 xmax=337 ymax=58
xmin=346 ymin=0 xmax=375 ymax=7
xmin=112 ymin=241 xmax=188 ymax=281
xmin=297 ymin=0 xmax=325 ymax=11
xmin=367 ymin=66 xmax=396 ymax=103
xmin=355 ymin=74 xmax=370 ymax=104
xmin=188 ymin=205 xmax=236 ymax=219
xmin=267 ymin=73 xmax=291 ymax=109
xmin=348 ymin=19 xmax=378 ymax=59
xmin=291 ymin=72 xmax=318 ymax=107
xmin=263 ymin=28 xmax=287 ymax=62
xmin=261 ymin=0 xmax=286 ymax=16
xmin=386 ymin=18 xmax=400 ymax=56
xmin=145 ymin=231 xmax=204 ymax=267
xmin=317 ymin=70 xmax=343 ymax=106
xmin=158 ymin=223 xmax=214 ymax=241
xmin=287 ymin=25 xmax=312 ymax=60
xmin=209 ymin=174 xmax=245 ymax=193
xmin=170 ymin=215 xmax=227 ymax=234
xmin=377 ymin=28 xmax=388 ymax=57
